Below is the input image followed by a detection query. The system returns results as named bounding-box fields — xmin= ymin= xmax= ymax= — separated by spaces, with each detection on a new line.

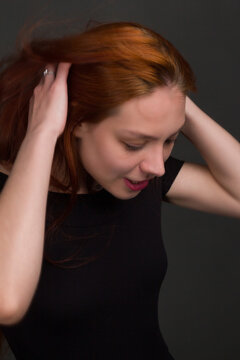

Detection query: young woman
xmin=0 ymin=21 xmax=239 ymax=360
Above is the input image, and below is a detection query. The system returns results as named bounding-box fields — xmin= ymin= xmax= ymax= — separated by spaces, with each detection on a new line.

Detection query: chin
xmin=101 ymin=179 xmax=140 ymax=200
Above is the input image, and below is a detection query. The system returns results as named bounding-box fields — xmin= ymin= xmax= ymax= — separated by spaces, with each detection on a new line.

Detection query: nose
xmin=139 ymin=148 xmax=165 ymax=178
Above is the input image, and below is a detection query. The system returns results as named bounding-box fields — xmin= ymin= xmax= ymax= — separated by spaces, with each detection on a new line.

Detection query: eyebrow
xmin=122 ymin=125 xmax=184 ymax=140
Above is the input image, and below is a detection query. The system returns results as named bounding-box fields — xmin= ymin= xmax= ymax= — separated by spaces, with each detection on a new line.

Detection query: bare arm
xmin=165 ymin=97 xmax=240 ymax=218
xmin=0 ymin=63 xmax=71 ymax=325
xmin=0 ymin=131 xmax=58 ymax=324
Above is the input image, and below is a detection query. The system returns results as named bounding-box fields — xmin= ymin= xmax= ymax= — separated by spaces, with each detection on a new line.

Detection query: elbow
xmin=0 ymin=298 xmax=27 ymax=325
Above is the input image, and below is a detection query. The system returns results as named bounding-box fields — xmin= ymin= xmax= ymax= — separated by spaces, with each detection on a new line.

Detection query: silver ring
xmin=43 ymin=69 xmax=55 ymax=77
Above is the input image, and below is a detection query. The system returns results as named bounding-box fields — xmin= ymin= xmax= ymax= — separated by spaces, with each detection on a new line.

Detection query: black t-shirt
xmin=0 ymin=156 xmax=184 ymax=360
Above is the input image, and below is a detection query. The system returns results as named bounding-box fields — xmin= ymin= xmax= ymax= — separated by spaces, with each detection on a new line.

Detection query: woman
xmin=0 ymin=21 xmax=239 ymax=359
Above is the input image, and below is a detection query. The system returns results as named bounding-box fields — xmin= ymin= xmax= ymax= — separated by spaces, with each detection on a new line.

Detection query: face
xmin=74 ymin=85 xmax=186 ymax=199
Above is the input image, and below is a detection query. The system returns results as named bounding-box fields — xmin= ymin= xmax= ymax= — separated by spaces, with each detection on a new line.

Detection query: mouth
xmin=124 ymin=178 xmax=149 ymax=191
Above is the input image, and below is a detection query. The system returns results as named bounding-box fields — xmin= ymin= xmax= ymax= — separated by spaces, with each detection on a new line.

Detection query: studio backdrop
xmin=0 ymin=1 xmax=239 ymax=359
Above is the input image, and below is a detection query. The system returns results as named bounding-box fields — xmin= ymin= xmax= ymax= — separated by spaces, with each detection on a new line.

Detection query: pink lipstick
xmin=124 ymin=178 xmax=149 ymax=191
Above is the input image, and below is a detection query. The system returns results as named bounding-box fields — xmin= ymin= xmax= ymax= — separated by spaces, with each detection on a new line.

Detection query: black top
xmin=0 ymin=156 xmax=184 ymax=360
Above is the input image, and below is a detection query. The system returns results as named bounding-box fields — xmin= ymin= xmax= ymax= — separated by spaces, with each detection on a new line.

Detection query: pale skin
xmin=0 ymin=62 xmax=239 ymax=325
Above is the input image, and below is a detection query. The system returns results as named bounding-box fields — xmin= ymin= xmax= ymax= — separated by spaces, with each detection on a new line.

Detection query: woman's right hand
xmin=27 ymin=62 xmax=71 ymax=139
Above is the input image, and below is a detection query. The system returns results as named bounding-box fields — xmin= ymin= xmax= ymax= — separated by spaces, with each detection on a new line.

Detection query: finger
xmin=42 ymin=64 xmax=56 ymax=86
xmin=55 ymin=62 xmax=72 ymax=83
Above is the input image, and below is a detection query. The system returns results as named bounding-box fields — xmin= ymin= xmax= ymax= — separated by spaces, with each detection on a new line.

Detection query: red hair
xmin=0 ymin=20 xmax=196 ymax=266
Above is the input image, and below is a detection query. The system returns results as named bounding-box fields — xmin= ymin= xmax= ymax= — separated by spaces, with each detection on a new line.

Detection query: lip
xmin=124 ymin=178 xmax=149 ymax=191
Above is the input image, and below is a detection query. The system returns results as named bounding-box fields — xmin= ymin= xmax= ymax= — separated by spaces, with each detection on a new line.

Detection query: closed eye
xmin=124 ymin=138 xmax=178 ymax=151
xmin=124 ymin=143 xmax=143 ymax=151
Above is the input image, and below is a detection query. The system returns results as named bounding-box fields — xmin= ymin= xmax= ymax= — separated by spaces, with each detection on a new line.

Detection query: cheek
xmin=93 ymin=137 xmax=133 ymax=171
xmin=79 ymin=136 xmax=130 ymax=176
xmin=101 ymin=150 xmax=134 ymax=175
xmin=79 ymin=129 xmax=142 ymax=180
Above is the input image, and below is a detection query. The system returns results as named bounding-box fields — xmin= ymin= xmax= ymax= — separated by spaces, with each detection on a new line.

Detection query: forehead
xmin=105 ymin=86 xmax=186 ymax=136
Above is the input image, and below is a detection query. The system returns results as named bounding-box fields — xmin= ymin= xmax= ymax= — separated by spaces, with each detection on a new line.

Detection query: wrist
xmin=25 ymin=127 xmax=59 ymax=145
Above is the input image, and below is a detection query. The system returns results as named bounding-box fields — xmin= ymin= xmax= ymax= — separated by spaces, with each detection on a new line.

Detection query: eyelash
xmin=124 ymin=139 xmax=177 ymax=151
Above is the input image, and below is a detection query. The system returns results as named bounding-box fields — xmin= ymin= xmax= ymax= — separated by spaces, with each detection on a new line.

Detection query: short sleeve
xmin=162 ymin=156 xmax=184 ymax=201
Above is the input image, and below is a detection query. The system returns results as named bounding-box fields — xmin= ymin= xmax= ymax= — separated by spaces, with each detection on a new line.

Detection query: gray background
xmin=0 ymin=0 xmax=239 ymax=359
